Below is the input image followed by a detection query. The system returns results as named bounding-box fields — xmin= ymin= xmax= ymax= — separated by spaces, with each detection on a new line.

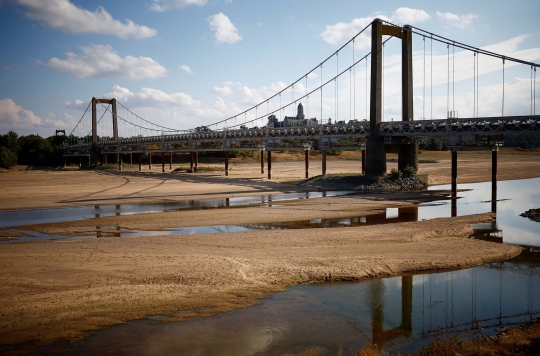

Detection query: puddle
xmin=0 ymin=190 xmax=355 ymax=228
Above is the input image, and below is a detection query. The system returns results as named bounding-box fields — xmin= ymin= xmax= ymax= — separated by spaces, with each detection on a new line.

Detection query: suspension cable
xmin=532 ymin=66 xmax=534 ymax=115
xmin=535 ymin=67 xmax=537 ymax=115
xmin=423 ymin=36 xmax=426 ymax=120
xmin=353 ymin=38 xmax=356 ymax=122
xmin=68 ymin=101 xmax=91 ymax=137
xmin=382 ymin=42 xmax=385 ymax=121
xmin=502 ymin=57 xmax=505 ymax=116
xmin=474 ymin=52 xmax=476 ymax=118
xmin=452 ymin=42 xmax=455 ymax=113
xmin=366 ymin=54 xmax=368 ymax=120
xmin=477 ymin=52 xmax=479 ymax=118
xmin=447 ymin=44 xmax=450 ymax=118
xmin=336 ymin=52 xmax=338 ymax=122
xmin=431 ymin=35 xmax=433 ymax=120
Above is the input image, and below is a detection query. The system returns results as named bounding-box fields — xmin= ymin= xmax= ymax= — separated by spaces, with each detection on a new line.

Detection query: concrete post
xmin=149 ymin=152 xmax=152 ymax=170
xmin=451 ymin=150 xmax=457 ymax=195
xmin=322 ymin=150 xmax=327 ymax=176
xmin=260 ymin=150 xmax=264 ymax=174
xmin=402 ymin=26 xmax=413 ymax=123
xmin=225 ymin=151 xmax=229 ymax=176
xmin=267 ymin=151 xmax=272 ymax=180
xmin=138 ymin=152 xmax=142 ymax=172
xmin=91 ymin=97 xmax=98 ymax=164
xmin=112 ymin=99 xmax=118 ymax=140
xmin=169 ymin=152 xmax=173 ymax=170
xmin=305 ymin=150 xmax=309 ymax=179
xmin=161 ymin=152 xmax=165 ymax=173
xmin=361 ymin=149 xmax=366 ymax=175
xmin=129 ymin=153 xmax=132 ymax=166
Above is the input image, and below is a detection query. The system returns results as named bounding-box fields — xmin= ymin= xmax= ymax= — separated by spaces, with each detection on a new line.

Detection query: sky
xmin=0 ymin=0 xmax=539 ymax=137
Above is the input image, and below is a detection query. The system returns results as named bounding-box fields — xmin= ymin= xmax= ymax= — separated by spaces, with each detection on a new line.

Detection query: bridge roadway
xmin=64 ymin=115 xmax=540 ymax=155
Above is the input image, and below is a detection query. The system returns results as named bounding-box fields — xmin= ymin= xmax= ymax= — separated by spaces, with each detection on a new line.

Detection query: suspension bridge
xmin=63 ymin=19 xmax=540 ymax=189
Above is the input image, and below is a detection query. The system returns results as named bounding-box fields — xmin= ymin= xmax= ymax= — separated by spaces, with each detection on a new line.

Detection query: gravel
xmin=298 ymin=174 xmax=428 ymax=192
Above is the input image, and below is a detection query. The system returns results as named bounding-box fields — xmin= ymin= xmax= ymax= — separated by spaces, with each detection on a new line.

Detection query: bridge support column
xmin=118 ymin=154 xmax=122 ymax=171
xmin=162 ymin=152 xmax=165 ymax=173
xmin=361 ymin=149 xmax=366 ymax=175
xmin=138 ymin=153 xmax=142 ymax=172
xmin=149 ymin=152 xmax=152 ymax=170
xmin=398 ymin=142 xmax=418 ymax=172
xmin=267 ymin=151 xmax=272 ymax=180
xmin=88 ymin=155 xmax=91 ymax=166
xmin=225 ymin=151 xmax=229 ymax=176
xmin=104 ymin=154 xmax=107 ymax=165
xmin=260 ymin=151 xmax=264 ymax=175
xmin=322 ymin=150 xmax=326 ymax=176
xmin=190 ymin=152 xmax=194 ymax=171
xmin=492 ymin=147 xmax=498 ymax=213
xmin=195 ymin=152 xmax=198 ymax=169
xmin=451 ymin=150 xmax=457 ymax=195
xmin=64 ymin=158 xmax=66 ymax=168
xmin=129 ymin=153 xmax=132 ymax=166
xmin=305 ymin=150 xmax=309 ymax=179
xmin=169 ymin=152 xmax=173 ymax=170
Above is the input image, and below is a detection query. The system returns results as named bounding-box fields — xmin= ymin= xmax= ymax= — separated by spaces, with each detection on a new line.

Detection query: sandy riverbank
xmin=0 ymin=150 xmax=538 ymax=348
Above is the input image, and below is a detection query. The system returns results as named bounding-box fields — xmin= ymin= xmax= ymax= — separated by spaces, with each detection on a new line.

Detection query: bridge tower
xmin=90 ymin=97 xmax=118 ymax=164
xmin=366 ymin=19 xmax=418 ymax=176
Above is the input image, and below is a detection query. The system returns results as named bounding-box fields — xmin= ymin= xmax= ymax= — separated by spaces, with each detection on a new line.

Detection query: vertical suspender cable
xmin=306 ymin=76 xmax=309 ymax=122
xmin=382 ymin=42 xmax=385 ymax=121
xmin=474 ymin=53 xmax=476 ymax=118
xmin=477 ymin=53 xmax=479 ymax=118
xmin=431 ymin=35 xmax=433 ymax=120
xmin=321 ymin=65 xmax=323 ymax=125
xmin=534 ymin=67 xmax=537 ymax=115
xmin=353 ymin=39 xmax=356 ymax=122
xmin=366 ymin=55 xmax=368 ymax=120
xmin=423 ymin=37 xmax=426 ymax=120
xmin=336 ymin=53 xmax=338 ymax=122
xmin=452 ymin=42 xmax=455 ymax=113
xmin=532 ymin=66 xmax=534 ymax=115
xmin=447 ymin=44 xmax=450 ymax=118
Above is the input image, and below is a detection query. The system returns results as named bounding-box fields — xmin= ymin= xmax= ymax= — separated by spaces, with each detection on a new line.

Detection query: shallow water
xmin=3 ymin=178 xmax=540 ymax=355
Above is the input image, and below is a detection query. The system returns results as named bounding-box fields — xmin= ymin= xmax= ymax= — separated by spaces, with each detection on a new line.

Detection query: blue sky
xmin=1 ymin=0 xmax=539 ymax=137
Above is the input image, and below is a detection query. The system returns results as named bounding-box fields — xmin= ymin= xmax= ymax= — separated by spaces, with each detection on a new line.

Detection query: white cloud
xmin=320 ymin=7 xmax=429 ymax=48
xmin=17 ymin=0 xmax=157 ymax=39
xmin=179 ymin=65 xmax=194 ymax=74
xmin=44 ymin=44 xmax=167 ymax=79
xmin=208 ymin=13 xmax=242 ymax=44
xmin=65 ymin=99 xmax=87 ymax=110
xmin=149 ymin=0 xmax=207 ymax=12
xmin=436 ymin=11 xmax=477 ymax=29
xmin=104 ymin=85 xmax=199 ymax=109
xmin=392 ymin=7 xmax=430 ymax=24
xmin=213 ymin=85 xmax=233 ymax=95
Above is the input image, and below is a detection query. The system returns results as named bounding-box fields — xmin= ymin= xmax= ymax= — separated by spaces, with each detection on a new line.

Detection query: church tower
xmin=297 ymin=103 xmax=305 ymax=120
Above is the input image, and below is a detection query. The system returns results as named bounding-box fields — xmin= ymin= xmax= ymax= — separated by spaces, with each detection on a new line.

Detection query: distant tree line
xmin=0 ymin=131 xmax=67 ymax=168
xmin=419 ymin=134 xmax=540 ymax=151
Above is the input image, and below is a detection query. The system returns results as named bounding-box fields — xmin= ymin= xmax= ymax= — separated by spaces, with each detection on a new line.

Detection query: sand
xmin=0 ymin=148 xmax=537 ymax=347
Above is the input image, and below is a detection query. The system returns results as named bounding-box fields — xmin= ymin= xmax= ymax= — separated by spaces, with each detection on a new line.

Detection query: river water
xmin=3 ymin=178 xmax=540 ymax=355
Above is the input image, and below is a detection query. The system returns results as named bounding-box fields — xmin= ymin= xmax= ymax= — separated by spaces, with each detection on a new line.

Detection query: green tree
xmin=0 ymin=146 xmax=17 ymax=168
xmin=0 ymin=130 xmax=20 ymax=153
xmin=17 ymin=134 xmax=53 ymax=165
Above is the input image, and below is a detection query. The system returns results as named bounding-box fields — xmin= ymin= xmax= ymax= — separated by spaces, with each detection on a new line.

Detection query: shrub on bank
xmin=0 ymin=146 xmax=17 ymax=168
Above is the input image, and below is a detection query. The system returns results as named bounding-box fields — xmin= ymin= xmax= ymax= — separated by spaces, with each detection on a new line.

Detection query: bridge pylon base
xmin=398 ymin=141 xmax=418 ymax=172
xmin=365 ymin=138 xmax=387 ymax=177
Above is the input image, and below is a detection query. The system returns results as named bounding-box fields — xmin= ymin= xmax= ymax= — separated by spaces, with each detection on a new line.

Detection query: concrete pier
xmin=149 ymin=152 xmax=152 ymax=170
xmin=451 ymin=150 xmax=457 ymax=194
xmin=225 ymin=151 xmax=229 ymax=176
xmin=267 ymin=151 xmax=272 ymax=180
xmin=322 ymin=150 xmax=326 ymax=176
xmin=260 ymin=151 xmax=264 ymax=174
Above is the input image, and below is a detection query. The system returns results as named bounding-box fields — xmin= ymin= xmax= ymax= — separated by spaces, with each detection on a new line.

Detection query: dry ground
xmin=0 ymin=148 xmax=538 ymax=348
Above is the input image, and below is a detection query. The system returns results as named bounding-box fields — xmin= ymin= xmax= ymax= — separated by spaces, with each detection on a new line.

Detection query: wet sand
xmin=0 ymin=150 xmax=537 ymax=347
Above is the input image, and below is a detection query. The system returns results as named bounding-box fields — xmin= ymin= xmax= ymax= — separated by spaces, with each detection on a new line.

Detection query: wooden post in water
xmin=225 ymin=151 xmax=229 ymax=176
xmin=305 ymin=150 xmax=309 ymax=179
xmin=322 ymin=150 xmax=327 ymax=176
xmin=492 ymin=147 xmax=498 ymax=213
xmin=451 ymin=150 xmax=457 ymax=195
xmin=362 ymin=149 xmax=366 ymax=175
xmin=161 ymin=152 xmax=165 ymax=173
xmin=267 ymin=151 xmax=272 ymax=180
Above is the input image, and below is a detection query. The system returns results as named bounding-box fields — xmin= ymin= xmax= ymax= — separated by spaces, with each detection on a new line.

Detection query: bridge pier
xmin=149 ymin=152 xmax=152 ymax=170
xmin=225 ymin=151 xmax=229 ymax=176
xmin=190 ymin=152 xmax=194 ymax=171
xmin=321 ymin=150 xmax=326 ymax=176
xmin=88 ymin=155 xmax=91 ymax=166
xmin=162 ymin=152 xmax=165 ymax=173
xmin=195 ymin=152 xmax=199 ymax=169
xmin=305 ymin=150 xmax=309 ymax=179
xmin=138 ymin=153 xmax=142 ymax=171
xmin=267 ymin=151 xmax=272 ymax=179
xmin=118 ymin=154 xmax=122 ymax=171
xmin=129 ymin=153 xmax=132 ymax=166
xmin=398 ymin=142 xmax=418 ymax=172
xmin=104 ymin=154 xmax=107 ymax=165
xmin=169 ymin=152 xmax=173 ymax=170
xmin=260 ymin=151 xmax=264 ymax=175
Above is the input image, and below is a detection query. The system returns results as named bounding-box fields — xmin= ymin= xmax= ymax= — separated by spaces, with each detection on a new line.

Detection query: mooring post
xmin=260 ymin=150 xmax=264 ymax=174
xmin=161 ymin=152 xmax=165 ymax=173
xmin=225 ymin=151 xmax=229 ymax=176
xmin=322 ymin=149 xmax=327 ymax=176
xmin=361 ymin=149 xmax=366 ymax=175
xmin=305 ymin=150 xmax=309 ymax=179
xmin=169 ymin=152 xmax=173 ymax=170
xmin=451 ymin=150 xmax=457 ymax=195
xmin=195 ymin=151 xmax=199 ymax=168
xmin=190 ymin=152 xmax=194 ymax=171
xmin=149 ymin=152 xmax=152 ymax=170
xmin=492 ymin=147 xmax=498 ymax=213
xmin=267 ymin=150 xmax=272 ymax=180
xmin=129 ymin=153 xmax=132 ymax=166
xmin=138 ymin=152 xmax=142 ymax=172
